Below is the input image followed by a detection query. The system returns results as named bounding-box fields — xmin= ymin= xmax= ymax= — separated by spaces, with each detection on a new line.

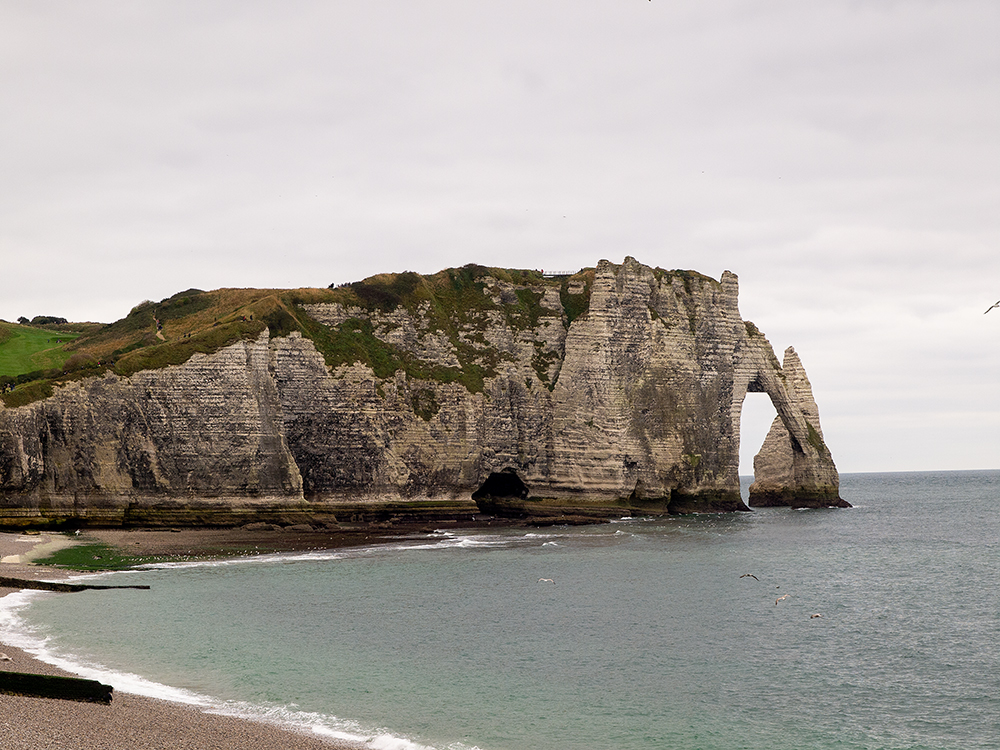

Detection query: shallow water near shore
xmin=4 ymin=471 xmax=1000 ymax=750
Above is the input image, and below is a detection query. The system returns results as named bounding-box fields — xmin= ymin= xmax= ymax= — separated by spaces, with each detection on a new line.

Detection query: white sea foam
xmin=399 ymin=534 xmax=516 ymax=551
xmin=205 ymin=699 xmax=490 ymax=750
xmin=134 ymin=549 xmax=350 ymax=571
xmin=452 ymin=536 xmax=509 ymax=548
xmin=397 ymin=541 xmax=459 ymax=550
xmin=610 ymin=515 xmax=655 ymax=524
xmin=203 ymin=699 xmax=430 ymax=749
xmin=0 ymin=589 xmax=45 ymax=650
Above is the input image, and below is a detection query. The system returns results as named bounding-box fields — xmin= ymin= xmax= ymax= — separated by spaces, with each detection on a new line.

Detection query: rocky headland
xmin=0 ymin=257 xmax=847 ymax=530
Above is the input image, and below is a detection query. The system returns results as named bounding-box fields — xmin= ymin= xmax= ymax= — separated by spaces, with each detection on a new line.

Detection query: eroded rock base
xmin=748 ymin=488 xmax=851 ymax=509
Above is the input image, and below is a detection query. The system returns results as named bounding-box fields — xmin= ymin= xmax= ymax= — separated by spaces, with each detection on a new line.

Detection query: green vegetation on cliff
xmin=321 ymin=265 xmax=581 ymax=393
xmin=1 ymin=265 xmax=600 ymax=407
xmin=0 ymin=322 xmax=81 ymax=377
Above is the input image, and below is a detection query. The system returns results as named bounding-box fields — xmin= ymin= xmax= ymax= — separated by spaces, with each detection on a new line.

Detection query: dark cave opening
xmin=472 ymin=470 xmax=529 ymax=500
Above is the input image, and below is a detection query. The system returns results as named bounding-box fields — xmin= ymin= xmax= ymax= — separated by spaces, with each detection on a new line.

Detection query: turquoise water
xmin=4 ymin=471 xmax=1000 ymax=749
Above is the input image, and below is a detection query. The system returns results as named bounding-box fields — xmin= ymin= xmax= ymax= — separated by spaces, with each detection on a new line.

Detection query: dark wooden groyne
xmin=0 ymin=671 xmax=114 ymax=703
xmin=0 ymin=576 xmax=150 ymax=592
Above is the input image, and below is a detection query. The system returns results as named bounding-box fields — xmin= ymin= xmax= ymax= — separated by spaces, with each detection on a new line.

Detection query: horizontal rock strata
xmin=0 ymin=257 xmax=845 ymax=528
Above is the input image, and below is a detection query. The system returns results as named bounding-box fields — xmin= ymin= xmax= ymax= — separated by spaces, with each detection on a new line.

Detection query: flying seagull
xmin=985 ymin=301 xmax=1000 ymax=314
xmin=811 ymin=613 xmax=823 ymax=619
xmin=740 ymin=574 xmax=759 ymax=581
xmin=775 ymin=594 xmax=790 ymax=605
xmin=538 ymin=578 xmax=554 ymax=583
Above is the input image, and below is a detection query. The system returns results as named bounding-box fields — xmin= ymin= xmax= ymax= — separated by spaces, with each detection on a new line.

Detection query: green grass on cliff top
xmin=1 ymin=263 xmax=628 ymax=407
xmin=0 ymin=323 xmax=81 ymax=377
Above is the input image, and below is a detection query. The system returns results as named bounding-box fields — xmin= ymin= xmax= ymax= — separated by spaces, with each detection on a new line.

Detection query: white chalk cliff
xmin=0 ymin=258 xmax=846 ymax=529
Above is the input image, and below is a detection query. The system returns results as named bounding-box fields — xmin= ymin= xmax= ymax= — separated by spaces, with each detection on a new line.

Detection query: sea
xmin=2 ymin=470 xmax=999 ymax=750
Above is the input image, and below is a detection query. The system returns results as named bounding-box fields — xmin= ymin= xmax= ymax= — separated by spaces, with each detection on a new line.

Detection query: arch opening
xmin=739 ymin=392 xmax=778 ymax=499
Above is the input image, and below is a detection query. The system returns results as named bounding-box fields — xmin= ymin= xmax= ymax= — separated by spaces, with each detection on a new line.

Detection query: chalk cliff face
xmin=0 ymin=258 xmax=846 ymax=528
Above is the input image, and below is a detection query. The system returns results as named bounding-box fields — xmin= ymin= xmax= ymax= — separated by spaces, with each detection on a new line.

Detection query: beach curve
xmin=0 ymin=530 xmax=369 ymax=750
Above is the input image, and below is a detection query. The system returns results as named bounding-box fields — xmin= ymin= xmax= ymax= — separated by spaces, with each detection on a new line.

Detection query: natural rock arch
xmin=735 ymin=346 xmax=849 ymax=508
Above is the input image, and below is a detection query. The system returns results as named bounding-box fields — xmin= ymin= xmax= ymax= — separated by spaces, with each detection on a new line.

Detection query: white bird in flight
xmin=985 ymin=300 xmax=1000 ymax=314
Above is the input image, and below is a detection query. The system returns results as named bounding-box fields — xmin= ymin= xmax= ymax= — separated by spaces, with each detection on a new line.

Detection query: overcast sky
xmin=2 ymin=1 xmax=997 ymax=476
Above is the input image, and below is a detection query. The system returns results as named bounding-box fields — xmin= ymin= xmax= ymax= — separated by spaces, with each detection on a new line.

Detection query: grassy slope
xmin=0 ymin=323 xmax=81 ymax=377
xmin=0 ymin=265 xmax=605 ymax=408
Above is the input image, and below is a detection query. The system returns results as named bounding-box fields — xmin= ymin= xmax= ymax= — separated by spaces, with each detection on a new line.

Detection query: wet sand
xmin=0 ymin=529 xmax=386 ymax=749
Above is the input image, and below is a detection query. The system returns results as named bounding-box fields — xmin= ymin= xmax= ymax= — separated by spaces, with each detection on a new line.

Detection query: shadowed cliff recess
xmin=0 ymin=258 xmax=846 ymax=530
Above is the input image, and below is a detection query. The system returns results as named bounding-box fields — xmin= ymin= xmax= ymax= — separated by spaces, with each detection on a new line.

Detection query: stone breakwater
xmin=0 ymin=258 xmax=846 ymax=529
